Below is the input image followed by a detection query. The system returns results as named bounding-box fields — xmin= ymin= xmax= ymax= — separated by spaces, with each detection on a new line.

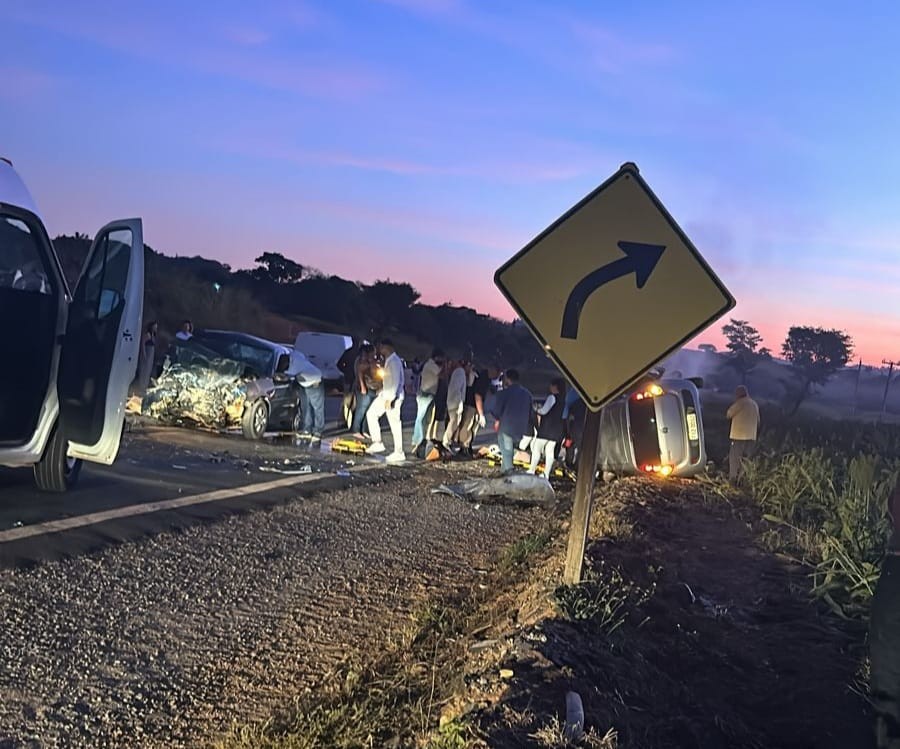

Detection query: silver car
xmin=0 ymin=159 xmax=144 ymax=491
xmin=599 ymin=377 xmax=708 ymax=479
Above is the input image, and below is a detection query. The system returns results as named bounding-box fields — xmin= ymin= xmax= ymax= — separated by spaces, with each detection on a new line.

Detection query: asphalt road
xmin=0 ymin=397 xmax=425 ymax=566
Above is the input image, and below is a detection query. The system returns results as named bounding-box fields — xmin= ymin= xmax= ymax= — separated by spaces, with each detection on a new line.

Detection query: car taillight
xmin=632 ymin=383 xmax=665 ymax=401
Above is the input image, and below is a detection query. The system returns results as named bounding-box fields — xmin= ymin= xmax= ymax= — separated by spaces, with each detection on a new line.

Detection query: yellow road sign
xmin=495 ymin=162 xmax=734 ymax=411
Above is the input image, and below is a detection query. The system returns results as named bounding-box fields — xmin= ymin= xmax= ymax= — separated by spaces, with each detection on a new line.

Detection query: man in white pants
xmin=366 ymin=339 xmax=406 ymax=463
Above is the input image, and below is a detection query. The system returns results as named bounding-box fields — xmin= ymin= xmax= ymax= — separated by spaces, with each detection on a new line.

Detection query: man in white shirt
xmin=413 ymin=348 xmax=444 ymax=451
xmin=288 ymin=349 xmax=325 ymax=442
xmin=443 ymin=359 xmax=470 ymax=449
xmin=366 ymin=339 xmax=406 ymax=462
xmin=174 ymin=320 xmax=193 ymax=341
xmin=726 ymin=385 xmax=760 ymax=483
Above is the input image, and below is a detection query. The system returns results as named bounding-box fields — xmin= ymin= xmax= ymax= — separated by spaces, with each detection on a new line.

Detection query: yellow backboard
xmin=495 ymin=163 xmax=735 ymax=411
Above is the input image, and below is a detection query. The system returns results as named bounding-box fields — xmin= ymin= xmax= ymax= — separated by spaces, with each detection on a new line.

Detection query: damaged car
xmin=144 ymin=330 xmax=302 ymax=440
xmin=598 ymin=374 xmax=708 ymax=479
xmin=0 ymin=158 xmax=144 ymax=491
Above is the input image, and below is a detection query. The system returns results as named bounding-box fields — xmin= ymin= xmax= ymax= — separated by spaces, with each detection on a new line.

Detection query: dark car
xmin=148 ymin=330 xmax=302 ymax=440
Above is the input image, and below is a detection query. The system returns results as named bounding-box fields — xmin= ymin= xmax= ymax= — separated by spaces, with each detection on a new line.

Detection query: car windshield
xmin=0 ymin=214 xmax=52 ymax=294
xmin=192 ymin=333 xmax=276 ymax=378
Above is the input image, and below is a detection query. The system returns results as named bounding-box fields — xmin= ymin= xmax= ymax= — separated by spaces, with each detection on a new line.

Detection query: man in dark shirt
xmin=458 ymin=366 xmax=498 ymax=456
xmin=489 ymin=369 xmax=533 ymax=474
xmin=871 ymin=476 xmax=900 ymax=748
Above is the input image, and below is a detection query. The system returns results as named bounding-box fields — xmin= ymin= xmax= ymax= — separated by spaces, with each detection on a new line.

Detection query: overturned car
xmin=143 ymin=330 xmax=302 ymax=440
xmin=598 ymin=374 xmax=708 ymax=479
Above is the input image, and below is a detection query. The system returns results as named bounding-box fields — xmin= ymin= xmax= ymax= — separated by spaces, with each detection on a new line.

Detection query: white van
xmin=598 ymin=377 xmax=708 ymax=479
xmin=0 ymin=159 xmax=144 ymax=491
xmin=292 ymin=332 xmax=353 ymax=389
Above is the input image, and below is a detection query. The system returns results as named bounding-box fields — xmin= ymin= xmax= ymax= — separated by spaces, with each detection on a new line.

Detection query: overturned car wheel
xmin=34 ymin=422 xmax=82 ymax=493
xmin=242 ymin=400 xmax=269 ymax=441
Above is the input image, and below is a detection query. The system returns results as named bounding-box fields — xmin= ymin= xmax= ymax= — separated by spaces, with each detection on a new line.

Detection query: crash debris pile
xmin=143 ymin=344 xmax=249 ymax=429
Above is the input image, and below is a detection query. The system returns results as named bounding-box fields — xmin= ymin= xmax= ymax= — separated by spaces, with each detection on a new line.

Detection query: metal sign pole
xmin=563 ymin=409 xmax=603 ymax=584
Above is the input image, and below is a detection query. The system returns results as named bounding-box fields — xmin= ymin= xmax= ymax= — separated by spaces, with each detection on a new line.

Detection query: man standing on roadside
xmin=443 ymin=359 xmax=469 ymax=450
xmin=366 ymin=339 xmax=406 ymax=463
xmin=459 ymin=366 xmax=497 ymax=457
xmin=726 ymin=385 xmax=760 ymax=483
xmin=871 ymin=476 xmax=900 ymax=748
xmin=490 ymin=369 xmax=533 ymax=474
xmin=413 ymin=348 xmax=444 ymax=452
xmin=289 ymin=349 xmax=326 ymax=444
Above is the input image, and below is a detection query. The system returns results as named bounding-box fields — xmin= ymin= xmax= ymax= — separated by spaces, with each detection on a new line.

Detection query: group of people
xmin=340 ymin=342 xmax=575 ymax=476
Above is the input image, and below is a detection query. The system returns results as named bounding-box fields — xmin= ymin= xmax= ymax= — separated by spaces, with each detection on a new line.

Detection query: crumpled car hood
xmin=143 ymin=341 xmax=273 ymax=429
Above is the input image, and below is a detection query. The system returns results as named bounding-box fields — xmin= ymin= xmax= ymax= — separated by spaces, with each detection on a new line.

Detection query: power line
xmin=881 ymin=359 xmax=900 ymax=421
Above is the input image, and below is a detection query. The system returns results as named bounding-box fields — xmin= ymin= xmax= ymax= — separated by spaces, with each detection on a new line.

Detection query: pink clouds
xmin=221 ymin=26 xmax=272 ymax=46
xmin=214 ymin=135 xmax=604 ymax=184
xmin=7 ymin=2 xmax=382 ymax=101
xmin=0 ymin=67 xmax=57 ymax=100
xmin=567 ymin=21 xmax=678 ymax=73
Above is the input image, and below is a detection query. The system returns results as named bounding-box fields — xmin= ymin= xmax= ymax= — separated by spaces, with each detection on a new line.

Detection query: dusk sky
xmin=3 ymin=0 xmax=898 ymax=362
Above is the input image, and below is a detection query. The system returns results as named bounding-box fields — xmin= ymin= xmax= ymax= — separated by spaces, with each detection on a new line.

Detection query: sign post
xmin=494 ymin=162 xmax=735 ymax=583
xmin=564 ymin=409 xmax=602 ymax=583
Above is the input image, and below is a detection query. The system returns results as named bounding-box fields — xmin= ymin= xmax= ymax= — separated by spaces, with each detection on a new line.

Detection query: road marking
xmin=0 ymin=465 xmax=382 ymax=544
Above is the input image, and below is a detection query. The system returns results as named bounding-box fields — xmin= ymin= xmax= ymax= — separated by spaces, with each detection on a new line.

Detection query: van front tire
xmin=34 ymin=423 xmax=83 ymax=493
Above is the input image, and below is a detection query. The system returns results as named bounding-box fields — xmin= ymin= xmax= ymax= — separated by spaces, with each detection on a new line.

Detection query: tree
xmin=252 ymin=252 xmax=305 ymax=284
xmin=721 ymin=319 xmax=763 ymax=383
xmin=363 ymin=280 xmax=421 ymax=330
xmin=782 ymin=326 xmax=853 ymax=414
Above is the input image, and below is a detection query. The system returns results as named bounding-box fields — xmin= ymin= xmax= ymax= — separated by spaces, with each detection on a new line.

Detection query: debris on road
xmin=259 ymin=465 xmax=314 ymax=476
xmin=564 ymin=691 xmax=585 ymax=742
xmin=432 ymin=474 xmax=555 ymax=506
xmin=259 ymin=458 xmax=317 ymax=475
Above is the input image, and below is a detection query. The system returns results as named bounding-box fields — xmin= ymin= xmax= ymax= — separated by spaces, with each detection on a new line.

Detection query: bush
xmin=741 ymin=417 xmax=900 ymax=620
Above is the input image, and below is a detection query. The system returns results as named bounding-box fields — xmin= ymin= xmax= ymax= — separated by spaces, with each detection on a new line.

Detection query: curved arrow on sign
xmin=560 ymin=241 xmax=666 ymax=340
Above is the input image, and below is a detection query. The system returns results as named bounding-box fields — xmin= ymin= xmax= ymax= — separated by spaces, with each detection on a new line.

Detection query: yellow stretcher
xmin=331 ymin=438 xmax=369 ymax=455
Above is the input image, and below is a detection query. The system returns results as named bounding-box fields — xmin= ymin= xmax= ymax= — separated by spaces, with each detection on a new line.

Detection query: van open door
xmin=58 ymin=219 xmax=144 ymax=464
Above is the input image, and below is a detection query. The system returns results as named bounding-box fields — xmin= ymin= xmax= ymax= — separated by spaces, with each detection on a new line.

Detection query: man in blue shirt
xmin=490 ymin=369 xmax=533 ymax=474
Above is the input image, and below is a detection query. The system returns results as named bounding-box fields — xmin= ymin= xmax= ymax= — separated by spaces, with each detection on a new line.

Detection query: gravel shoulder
xmin=0 ymin=461 xmax=544 ymax=748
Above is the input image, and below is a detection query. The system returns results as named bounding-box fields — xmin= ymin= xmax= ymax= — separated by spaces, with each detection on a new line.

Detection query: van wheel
xmin=242 ymin=400 xmax=269 ymax=441
xmin=292 ymin=405 xmax=303 ymax=434
xmin=34 ymin=423 xmax=83 ymax=492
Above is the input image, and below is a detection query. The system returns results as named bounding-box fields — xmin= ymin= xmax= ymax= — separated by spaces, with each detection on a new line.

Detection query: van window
xmin=0 ymin=215 xmax=51 ymax=294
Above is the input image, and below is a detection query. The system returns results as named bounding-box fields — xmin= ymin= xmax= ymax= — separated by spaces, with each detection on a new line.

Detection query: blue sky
xmin=2 ymin=0 xmax=898 ymax=361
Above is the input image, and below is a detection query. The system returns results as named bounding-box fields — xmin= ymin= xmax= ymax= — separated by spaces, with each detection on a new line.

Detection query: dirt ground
xmin=465 ymin=478 xmax=873 ymax=749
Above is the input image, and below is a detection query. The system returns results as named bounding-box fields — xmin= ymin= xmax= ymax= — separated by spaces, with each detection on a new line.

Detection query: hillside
xmin=52 ymin=237 xmax=546 ymax=368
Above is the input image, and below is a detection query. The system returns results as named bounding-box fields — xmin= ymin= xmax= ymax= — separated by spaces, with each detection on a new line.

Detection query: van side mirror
xmin=276 ymin=353 xmax=291 ymax=374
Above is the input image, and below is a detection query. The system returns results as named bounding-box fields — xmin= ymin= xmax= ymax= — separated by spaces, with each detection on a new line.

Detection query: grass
xmin=530 ymin=716 xmax=618 ymax=748
xmin=730 ymin=416 xmax=900 ymax=620
xmin=499 ymin=529 xmax=554 ymax=571
xmin=553 ymin=561 xmax=654 ymax=636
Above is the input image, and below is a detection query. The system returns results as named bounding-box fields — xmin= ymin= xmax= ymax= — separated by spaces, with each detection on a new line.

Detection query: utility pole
xmin=881 ymin=359 xmax=899 ymax=422
xmin=852 ymin=360 xmax=862 ymax=418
